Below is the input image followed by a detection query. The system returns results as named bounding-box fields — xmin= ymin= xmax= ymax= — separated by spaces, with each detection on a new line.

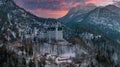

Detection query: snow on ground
xmin=60 ymin=53 xmax=76 ymax=58
xmin=0 ymin=44 xmax=3 ymax=47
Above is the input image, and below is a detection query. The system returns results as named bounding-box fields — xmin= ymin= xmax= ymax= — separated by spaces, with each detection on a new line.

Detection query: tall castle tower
xmin=47 ymin=22 xmax=63 ymax=41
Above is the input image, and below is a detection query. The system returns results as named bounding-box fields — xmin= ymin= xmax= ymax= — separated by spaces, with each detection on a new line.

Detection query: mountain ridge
xmin=0 ymin=0 xmax=59 ymax=42
xmin=59 ymin=4 xmax=96 ymax=23
xmin=59 ymin=4 xmax=120 ymax=44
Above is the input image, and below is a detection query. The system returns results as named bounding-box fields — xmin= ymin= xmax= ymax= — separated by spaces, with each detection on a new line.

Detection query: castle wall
xmin=47 ymin=31 xmax=56 ymax=40
xmin=47 ymin=30 xmax=63 ymax=40
xmin=56 ymin=31 xmax=63 ymax=40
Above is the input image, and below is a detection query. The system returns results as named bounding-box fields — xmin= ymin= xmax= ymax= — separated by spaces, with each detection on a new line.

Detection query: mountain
xmin=59 ymin=4 xmax=96 ymax=23
xmin=59 ymin=5 xmax=120 ymax=44
xmin=59 ymin=5 xmax=120 ymax=66
xmin=0 ymin=0 xmax=59 ymax=42
xmin=105 ymin=5 xmax=120 ymax=15
xmin=0 ymin=0 xmax=120 ymax=67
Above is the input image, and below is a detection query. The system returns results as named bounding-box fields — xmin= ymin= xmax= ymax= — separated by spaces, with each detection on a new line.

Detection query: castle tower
xmin=55 ymin=22 xmax=59 ymax=40
xmin=47 ymin=22 xmax=63 ymax=42
xmin=55 ymin=22 xmax=63 ymax=40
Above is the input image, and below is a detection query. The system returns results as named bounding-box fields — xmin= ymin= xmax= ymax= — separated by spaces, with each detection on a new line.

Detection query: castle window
xmin=47 ymin=27 xmax=56 ymax=31
xmin=58 ymin=27 xmax=62 ymax=31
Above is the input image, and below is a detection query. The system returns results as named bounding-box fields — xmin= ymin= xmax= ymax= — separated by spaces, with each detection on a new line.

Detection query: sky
xmin=14 ymin=0 xmax=119 ymax=18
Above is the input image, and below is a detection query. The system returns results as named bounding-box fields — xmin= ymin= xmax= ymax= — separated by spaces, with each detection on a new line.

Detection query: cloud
xmin=85 ymin=0 xmax=113 ymax=6
xmin=15 ymin=0 xmax=86 ymax=10
xmin=14 ymin=0 xmax=116 ymax=18
xmin=14 ymin=0 xmax=87 ymax=18
xmin=28 ymin=8 xmax=68 ymax=18
xmin=114 ymin=1 xmax=120 ymax=7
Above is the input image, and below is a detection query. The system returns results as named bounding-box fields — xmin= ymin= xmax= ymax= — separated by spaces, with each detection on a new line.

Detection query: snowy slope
xmin=75 ymin=5 xmax=120 ymax=42
xmin=0 ymin=0 xmax=59 ymax=42
xmin=59 ymin=5 xmax=120 ymax=43
xmin=59 ymin=4 xmax=96 ymax=23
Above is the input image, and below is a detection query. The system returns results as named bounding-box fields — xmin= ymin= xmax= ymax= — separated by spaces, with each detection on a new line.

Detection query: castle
xmin=39 ymin=22 xmax=64 ymax=42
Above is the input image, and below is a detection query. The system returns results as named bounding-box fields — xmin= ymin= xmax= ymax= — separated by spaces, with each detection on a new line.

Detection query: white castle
xmin=39 ymin=22 xmax=64 ymax=41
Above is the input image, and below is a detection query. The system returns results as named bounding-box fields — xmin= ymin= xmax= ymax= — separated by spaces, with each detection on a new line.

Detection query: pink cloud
xmin=28 ymin=8 xmax=68 ymax=18
xmin=15 ymin=0 xmax=115 ymax=18
xmin=85 ymin=0 xmax=113 ymax=6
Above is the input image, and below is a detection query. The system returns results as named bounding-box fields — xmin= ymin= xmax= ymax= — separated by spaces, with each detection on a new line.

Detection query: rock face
xmin=59 ymin=4 xmax=96 ymax=23
xmin=59 ymin=4 xmax=120 ymax=67
xmin=0 ymin=0 xmax=61 ymax=42
xmin=79 ymin=5 xmax=120 ymax=42
xmin=59 ymin=5 xmax=120 ymax=43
